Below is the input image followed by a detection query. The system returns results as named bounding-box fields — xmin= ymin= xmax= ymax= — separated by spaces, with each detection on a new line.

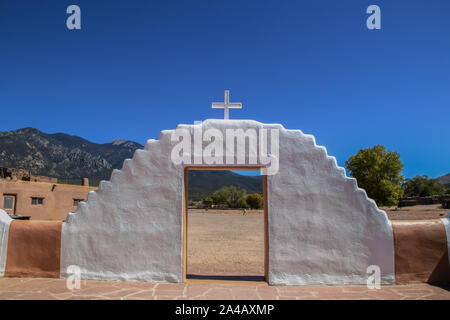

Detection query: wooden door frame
xmin=182 ymin=166 xmax=269 ymax=284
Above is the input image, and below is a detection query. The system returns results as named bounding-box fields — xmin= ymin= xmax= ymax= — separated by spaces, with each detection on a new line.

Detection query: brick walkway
xmin=0 ymin=278 xmax=449 ymax=300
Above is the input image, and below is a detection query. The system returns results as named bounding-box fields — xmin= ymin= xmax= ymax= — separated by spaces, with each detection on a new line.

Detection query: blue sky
xmin=0 ymin=0 xmax=449 ymax=178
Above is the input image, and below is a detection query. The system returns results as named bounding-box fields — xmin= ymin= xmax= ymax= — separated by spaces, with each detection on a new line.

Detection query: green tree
xmin=402 ymin=175 xmax=445 ymax=197
xmin=236 ymin=196 xmax=248 ymax=209
xmin=202 ymin=197 xmax=213 ymax=208
xmin=345 ymin=145 xmax=404 ymax=206
xmin=211 ymin=186 xmax=247 ymax=208
xmin=245 ymin=193 xmax=263 ymax=209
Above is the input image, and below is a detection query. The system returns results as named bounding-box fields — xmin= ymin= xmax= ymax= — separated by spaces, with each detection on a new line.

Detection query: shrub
xmin=211 ymin=186 xmax=247 ymax=208
xmin=245 ymin=193 xmax=263 ymax=209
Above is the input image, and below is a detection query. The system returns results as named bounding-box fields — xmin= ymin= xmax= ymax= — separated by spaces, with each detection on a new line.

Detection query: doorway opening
xmin=183 ymin=167 xmax=268 ymax=283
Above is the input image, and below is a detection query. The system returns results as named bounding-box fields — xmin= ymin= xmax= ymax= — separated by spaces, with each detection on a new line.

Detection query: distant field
xmin=186 ymin=205 xmax=448 ymax=278
xmin=382 ymin=204 xmax=448 ymax=220
xmin=190 ymin=204 xmax=448 ymax=220
xmin=189 ymin=209 xmax=264 ymax=215
xmin=187 ymin=210 xmax=264 ymax=277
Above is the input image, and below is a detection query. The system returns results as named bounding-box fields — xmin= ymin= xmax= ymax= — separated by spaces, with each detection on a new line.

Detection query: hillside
xmin=188 ymin=170 xmax=263 ymax=201
xmin=0 ymin=128 xmax=263 ymax=195
xmin=437 ymin=173 xmax=450 ymax=188
xmin=0 ymin=127 xmax=143 ymax=184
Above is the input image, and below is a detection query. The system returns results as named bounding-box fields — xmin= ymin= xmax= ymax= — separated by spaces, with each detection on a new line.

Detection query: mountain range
xmin=0 ymin=128 xmax=263 ymax=197
xmin=437 ymin=173 xmax=450 ymax=188
xmin=0 ymin=127 xmax=447 ymax=195
xmin=0 ymin=127 xmax=142 ymax=184
xmin=188 ymin=170 xmax=262 ymax=201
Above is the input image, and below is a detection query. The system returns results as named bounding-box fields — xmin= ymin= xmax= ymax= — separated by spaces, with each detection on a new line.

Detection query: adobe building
xmin=0 ymin=167 xmax=96 ymax=220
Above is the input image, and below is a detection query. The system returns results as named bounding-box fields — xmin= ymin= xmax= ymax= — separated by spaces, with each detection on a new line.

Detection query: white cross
xmin=212 ymin=90 xmax=242 ymax=120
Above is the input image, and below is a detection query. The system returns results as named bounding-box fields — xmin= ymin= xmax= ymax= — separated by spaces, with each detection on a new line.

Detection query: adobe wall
xmin=60 ymin=120 xmax=396 ymax=285
xmin=392 ymin=220 xmax=450 ymax=284
xmin=0 ymin=167 xmax=58 ymax=183
xmin=4 ymin=220 xmax=62 ymax=278
xmin=0 ymin=180 xmax=96 ymax=220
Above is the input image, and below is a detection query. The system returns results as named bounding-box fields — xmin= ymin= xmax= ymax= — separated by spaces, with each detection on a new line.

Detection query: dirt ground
xmin=187 ymin=205 xmax=449 ymax=278
xmin=382 ymin=204 xmax=449 ymax=220
xmin=187 ymin=209 xmax=264 ymax=277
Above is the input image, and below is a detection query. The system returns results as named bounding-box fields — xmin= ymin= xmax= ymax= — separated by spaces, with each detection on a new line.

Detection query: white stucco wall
xmin=0 ymin=209 xmax=12 ymax=277
xmin=60 ymin=119 xmax=395 ymax=285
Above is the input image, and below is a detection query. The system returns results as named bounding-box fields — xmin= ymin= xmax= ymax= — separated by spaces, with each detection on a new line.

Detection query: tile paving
xmin=0 ymin=277 xmax=448 ymax=300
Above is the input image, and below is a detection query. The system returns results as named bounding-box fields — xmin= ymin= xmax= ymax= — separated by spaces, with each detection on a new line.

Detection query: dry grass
xmin=187 ymin=209 xmax=264 ymax=277
xmin=186 ymin=205 xmax=449 ymax=277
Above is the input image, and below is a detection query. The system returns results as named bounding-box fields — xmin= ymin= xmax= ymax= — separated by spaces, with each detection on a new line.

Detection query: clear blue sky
xmin=0 ymin=0 xmax=448 ymax=178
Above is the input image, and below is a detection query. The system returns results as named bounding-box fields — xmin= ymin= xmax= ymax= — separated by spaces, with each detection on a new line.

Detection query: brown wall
xmin=4 ymin=220 xmax=62 ymax=278
xmin=393 ymin=220 xmax=450 ymax=285
xmin=0 ymin=180 xmax=97 ymax=220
